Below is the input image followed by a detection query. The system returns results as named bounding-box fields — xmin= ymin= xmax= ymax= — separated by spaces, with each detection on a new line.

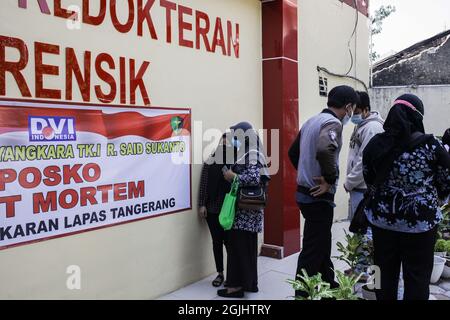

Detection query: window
xmin=319 ymin=76 xmax=328 ymax=97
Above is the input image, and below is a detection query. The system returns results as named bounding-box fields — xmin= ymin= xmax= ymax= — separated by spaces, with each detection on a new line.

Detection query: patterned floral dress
xmin=232 ymin=162 xmax=264 ymax=233
xmin=363 ymin=137 xmax=450 ymax=233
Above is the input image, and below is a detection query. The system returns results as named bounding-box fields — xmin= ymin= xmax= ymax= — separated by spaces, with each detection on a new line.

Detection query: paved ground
xmin=159 ymin=221 xmax=450 ymax=300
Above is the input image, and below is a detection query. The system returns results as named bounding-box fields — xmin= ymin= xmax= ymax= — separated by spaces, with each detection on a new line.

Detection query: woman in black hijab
xmin=198 ymin=135 xmax=235 ymax=287
xmin=363 ymin=94 xmax=450 ymax=300
xmin=217 ymin=122 xmax=270 ymax=298
xmin=443 ymin=128 xmax=450 ymax=153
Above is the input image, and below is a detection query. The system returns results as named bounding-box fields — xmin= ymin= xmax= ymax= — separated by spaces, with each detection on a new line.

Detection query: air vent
xmin=319 ymin=76 xmax=328 ymax=97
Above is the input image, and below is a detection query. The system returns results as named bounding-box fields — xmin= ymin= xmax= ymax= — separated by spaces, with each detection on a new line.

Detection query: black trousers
xmin=206 ymin=214 xmax=228 ymax=273
xmin=372 ymin=225 xmax=437 ymax=300
xmin=226 ymin=229 xmax=258 ymax=292
xmin=295 ymin=201 xmax=337 ymax=297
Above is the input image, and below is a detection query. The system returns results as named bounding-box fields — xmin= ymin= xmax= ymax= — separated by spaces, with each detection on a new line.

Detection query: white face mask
xmin=342 ymin=105 xmax=353 ymax=126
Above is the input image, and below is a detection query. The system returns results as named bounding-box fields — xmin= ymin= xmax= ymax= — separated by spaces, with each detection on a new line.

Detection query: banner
xmin=0 ymin=99 xmax=191 ymax=250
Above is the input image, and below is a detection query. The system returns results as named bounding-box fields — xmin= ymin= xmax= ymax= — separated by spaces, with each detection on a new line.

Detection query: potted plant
xmin=287 ymin=269 xmax=334 ymax=300
xmin=431 ymin=207 xmax=450 ymax=283
xmin=334 ymin=230 xmax=365 ymax=274
xmin=440 ymin=241 xmax=450 ymax=279
xmin=442 ymin=257 xmax=450 ymax=279
xmin=432 ymin=238 xmax=448 ymax=283
xmin=431 ymin=255 xmax=446 ymax=283
xmin=443 ymin=258 xmax=450 ymax=279
xmin=332 ymin=270 xmax=361 ymax=300
xmin=359 ymin=237 xmax=377 ymax=300
xmin=435 ymin=239 xmax=447 ymax=257
xmin=334 ymin=230 xmax=379 ymax=300
xmin=287 ymin=269 xmax=362 ymax=300
xmin=361 ymin=283 xmax=377 ymax=300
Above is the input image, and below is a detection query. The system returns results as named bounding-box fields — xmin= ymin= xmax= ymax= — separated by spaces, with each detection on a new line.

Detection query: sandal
xmin=212 ymin=274 xmax=224 ymax=287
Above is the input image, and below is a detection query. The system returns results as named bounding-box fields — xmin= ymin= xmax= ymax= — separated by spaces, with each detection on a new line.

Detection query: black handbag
xmin=237 ymin=178 xmax=269 ymax=211
xmin=349 ymin=189 xmax=373 ymax=234
xmin=232 ymin=149 xmax=270 ymax=211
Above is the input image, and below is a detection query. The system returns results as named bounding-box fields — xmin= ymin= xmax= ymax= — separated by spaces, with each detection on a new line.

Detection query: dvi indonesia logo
xmin=28 ymin=116 xmax=77 ymax=142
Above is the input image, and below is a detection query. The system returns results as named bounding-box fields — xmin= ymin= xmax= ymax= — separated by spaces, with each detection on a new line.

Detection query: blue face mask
xmin=351 ymin=114 xmax=363 ymax=125
xmin=232 ymin=138 xmax=242 ymax=150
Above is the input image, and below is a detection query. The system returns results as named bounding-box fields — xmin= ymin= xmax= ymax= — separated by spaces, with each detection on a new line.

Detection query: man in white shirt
xmin=344 ymin=91 xmax=384 ymax=220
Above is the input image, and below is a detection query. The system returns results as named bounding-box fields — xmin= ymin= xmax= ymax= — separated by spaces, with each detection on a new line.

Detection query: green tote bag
xmin=219 ymin=176 xmax=239 ymax=230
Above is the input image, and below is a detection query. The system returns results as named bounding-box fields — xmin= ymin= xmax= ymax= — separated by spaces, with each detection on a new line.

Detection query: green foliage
xmin=371 ymin=5 xmax=396 ymax=36
xmin=438 ymin=239 xmax=450 ymax=254
xmin=370 ymin=48 xmax=380 ymax=63
xmin=443 ymin=203 xmax=450 ymax=215
xmin=287 ymin=269 xmax=334 ymax=300
xmin=435 ymin=239 xmax=448 ymax=253
xmin=332 ymin=270 xmax=361 ymax=300
xmin=287 ymin=269 xmax=361 ymax=300
xmin=333 ymin=230 xmax=365 ymax=270
xmin=370 ymin=5 xmax=396 ymax=62
xmin=445 ymin=241 xmax=450 ymax=254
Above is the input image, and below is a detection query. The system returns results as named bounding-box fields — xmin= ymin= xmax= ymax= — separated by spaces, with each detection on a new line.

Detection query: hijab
xmin=229 ymin=122 xmax=270 ymax=180
xmin=443 ymin=128 xmax=450 ymax=153
xmin=370 ymin=94 xmax=427 ymax=170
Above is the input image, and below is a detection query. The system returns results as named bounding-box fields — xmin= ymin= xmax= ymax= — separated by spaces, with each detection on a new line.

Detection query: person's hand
xmin=310 ymin=176 xmax=331 ymax=197
xmin=199 ymin=206 xmax=207 ymax=218
xmin=224 ymin=169 xmax=237 ymax=182
xmin=343 ymin=183 xmax=349 ymax=193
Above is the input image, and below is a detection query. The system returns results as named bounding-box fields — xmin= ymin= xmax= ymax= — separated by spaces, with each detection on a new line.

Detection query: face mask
xmin=232 ymin=138 xmax=241 ymax=150
xmin=341 ymin=105 xmax=353 ymax=126
xmin=351 ymin=114 xmax=363 ymax=125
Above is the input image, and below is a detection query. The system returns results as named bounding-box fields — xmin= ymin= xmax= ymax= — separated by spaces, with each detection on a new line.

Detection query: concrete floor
xmin=158 ymin=220 xmax=450 ymax=300
xmin=158 ymin=221 xmax=350 ymax=300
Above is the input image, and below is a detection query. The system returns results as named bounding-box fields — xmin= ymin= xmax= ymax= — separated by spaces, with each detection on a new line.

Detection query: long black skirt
xmin=226 ymin=229 xmax=258 ymax=292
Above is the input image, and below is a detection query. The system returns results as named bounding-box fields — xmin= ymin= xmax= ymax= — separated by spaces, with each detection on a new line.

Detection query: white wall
xmin=370 ymin=85 xmax=450 ymax=137
xmin=0 ymin=0 xmax=374 ymax=299
xmin=0 ymin=0 xmax=262 ymax=299
xmin=298 ymin=0 xmax=370 ymax=221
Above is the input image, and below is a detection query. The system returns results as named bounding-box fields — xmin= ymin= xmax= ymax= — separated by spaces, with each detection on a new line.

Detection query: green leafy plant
xmin=287 ymin=269 xmax=334 ymax=300
xmin=445 ymin=241 xmax=450 ymax=255
xmin=287 ymin=269 xmax=362 ymax=300
xmin=436 ymin=239 xmax=450 ymax=257
xmin=370 ymin=5 xmax=396 ymax=61
xmin=442 ymin=203 xmax=450 ymax=215
xmin=435 ymin=239 xmax=448 ymax=253
xmin=331 ymin=270 xmax=361 ymax=300
xmin=438 ymin=206 xmax=450 ymax=240
xmin=334 ymin=230 xmax=365 ymax=271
